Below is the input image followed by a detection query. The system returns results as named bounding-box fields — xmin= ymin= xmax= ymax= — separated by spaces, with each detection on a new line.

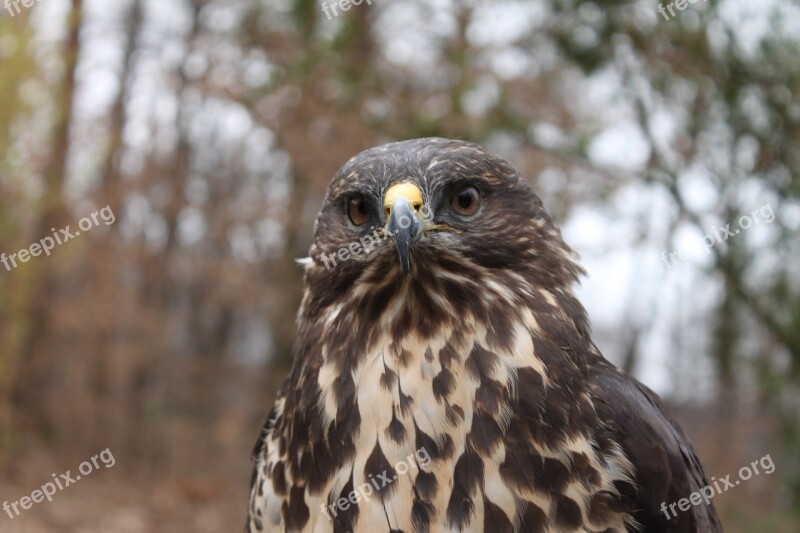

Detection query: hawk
xmin=247 ymin=138 xmax=722 ymax=532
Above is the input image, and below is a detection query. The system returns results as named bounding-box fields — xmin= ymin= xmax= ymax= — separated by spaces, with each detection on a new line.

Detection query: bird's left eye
xmin=451 ymin=186 xmax=481 ymax=216
xmin=347 ymin=197 xmax=369 ymax=226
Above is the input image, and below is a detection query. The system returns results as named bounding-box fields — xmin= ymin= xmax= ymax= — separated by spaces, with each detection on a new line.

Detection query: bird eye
xmin=347 ymin=197 xmax=369 ymax=226
xmin=451 ymin=186 xmax=480 ymax=216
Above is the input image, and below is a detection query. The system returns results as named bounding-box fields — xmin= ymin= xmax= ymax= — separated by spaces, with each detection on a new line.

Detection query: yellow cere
xmin=384 ymin=182 xmax=424 ymax=212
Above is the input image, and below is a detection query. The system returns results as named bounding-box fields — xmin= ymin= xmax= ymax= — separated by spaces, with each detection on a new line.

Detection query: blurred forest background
xmin=0 ymin=0 xmax=798 ymax=531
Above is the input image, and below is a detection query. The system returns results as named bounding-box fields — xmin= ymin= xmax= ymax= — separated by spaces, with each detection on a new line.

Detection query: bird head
xmin=303 ymin=138 xmax=586 ymax=320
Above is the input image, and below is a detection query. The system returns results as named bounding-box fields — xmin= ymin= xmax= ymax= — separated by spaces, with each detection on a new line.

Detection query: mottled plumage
xmin=247 ymin=138 xmax=722 ymax=532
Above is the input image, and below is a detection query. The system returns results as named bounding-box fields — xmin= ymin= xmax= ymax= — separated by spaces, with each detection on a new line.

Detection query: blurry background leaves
xmin=0 ymin=0 xmax=798 ymax=531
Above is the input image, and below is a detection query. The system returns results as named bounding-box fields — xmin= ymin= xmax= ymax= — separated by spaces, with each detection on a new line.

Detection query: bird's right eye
xmin=347 ymin=197 xmax=369 ymax=226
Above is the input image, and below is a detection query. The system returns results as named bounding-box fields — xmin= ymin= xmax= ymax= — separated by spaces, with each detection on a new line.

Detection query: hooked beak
xmin=384 ymin=183 xmax=424 ymax=275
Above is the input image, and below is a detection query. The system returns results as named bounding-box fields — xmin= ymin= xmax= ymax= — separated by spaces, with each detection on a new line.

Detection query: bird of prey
xmin=247 ymin=138 xmax=722 ymax=532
